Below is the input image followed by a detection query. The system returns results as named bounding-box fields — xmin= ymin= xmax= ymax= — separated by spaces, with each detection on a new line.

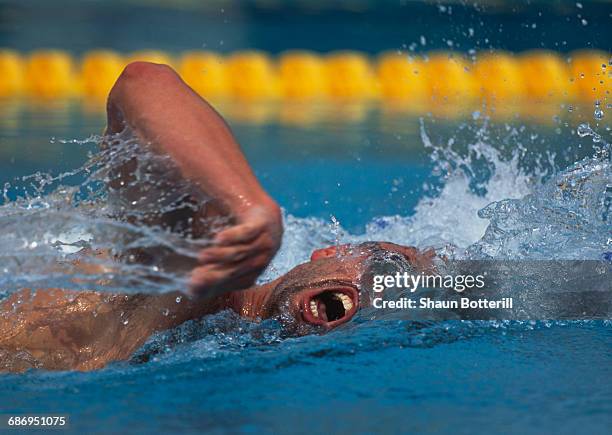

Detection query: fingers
xmin=188 ymin=205 xmax=283 ymax=297
xmin=194 ymin=250 xmax=271 ymax=283
xmin=198 ymin=244 xmax=253 ymax=264
xmin=214 ymin=222 xmax=263 ymax=246
xmin=213 ymin=204 xmax=283 ymax=246
xmin=199 ymin=231 xmax=274 ymax=264
xmin=189 ymin=251 xmax=271 ymax=296
xmin=191 ymin=230 xmax=276 ymax=296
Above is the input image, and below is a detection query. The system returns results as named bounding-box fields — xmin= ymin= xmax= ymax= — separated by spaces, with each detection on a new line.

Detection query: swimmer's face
xmin=261 ymin=241 xmax=433 ymax=335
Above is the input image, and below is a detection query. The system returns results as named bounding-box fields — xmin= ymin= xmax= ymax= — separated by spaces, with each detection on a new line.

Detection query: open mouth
xmin=301 ymin=287 xmax=358 ymax=328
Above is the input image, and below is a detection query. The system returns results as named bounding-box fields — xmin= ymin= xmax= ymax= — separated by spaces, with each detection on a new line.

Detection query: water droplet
xmin=576 ymin=123 xmax=591 ymax=137
xmin=472 ymin=111 xmax=481 ymax=120
xmin=162 ymin=308 xmax=170 ymax=316
xmin=581 ymin=18 xmax=588 ymax=26
xmin=123 ymin=319 xmax=129 ymax=325
xmin=594 ymin=108 xmax=604 ymax=120
xmin=176 ymin=296 xmax=182 ymax=303
xmin=330 ymin=215 xmax=342 ymax=246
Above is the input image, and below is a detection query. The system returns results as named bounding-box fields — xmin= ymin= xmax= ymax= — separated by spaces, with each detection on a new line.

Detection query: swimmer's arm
xmin=106 ymin=62 xmax=282 ymax=297
xmin=0 ymin=288 xmax=224 ymax=372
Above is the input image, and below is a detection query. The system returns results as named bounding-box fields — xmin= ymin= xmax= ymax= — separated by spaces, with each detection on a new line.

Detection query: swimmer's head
xmin=233 ymin=241 xmax=434 ymax=335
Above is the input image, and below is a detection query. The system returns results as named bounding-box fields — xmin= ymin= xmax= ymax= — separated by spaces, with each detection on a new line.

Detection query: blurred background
xmin=1 ymin=0 xmax=610 ymax=53
xmin=0 ymin=0 xmax=610 ymax=228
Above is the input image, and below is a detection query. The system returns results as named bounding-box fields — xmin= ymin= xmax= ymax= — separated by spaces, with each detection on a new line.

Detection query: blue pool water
xmin=2 ymin=321 xmax=611 ymax=434
xmin=2 ymin=0 xmax=611 ymax=430
xmin=0 ymin=100 xmax=611 ymax=433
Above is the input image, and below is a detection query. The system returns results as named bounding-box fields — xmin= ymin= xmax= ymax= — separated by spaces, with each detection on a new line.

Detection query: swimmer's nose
xmin=310 ymin=244 xmax=351 ymax=261
xmin=310 ymin=246 xmax=336 ymax=261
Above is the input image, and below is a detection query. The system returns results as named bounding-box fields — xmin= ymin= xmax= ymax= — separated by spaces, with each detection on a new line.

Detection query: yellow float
xmin=424 ymin=52 xmax=477 ymax=101
xmin=226 ymin=51 xmax=278 ymax=99
xmin=325 ymin=52 xmax=377 ymax=99
xmin=0 ymin=50 xmax=24 ymax=96
xmin=519 ymin=50 xmax=574 ymax=101
xmin=569 ymin=50 xmax=610 ymax=102
xmin=81 ymin=50 xmax=125 ymax=98
xmin=179 ymin=51 xmax=228 ymax=98
xmin=474 ymin=51 xmax=526 ymax=102
xmin=279 ymin=51 xmax=326 ymax=99
xmin=376 ymin=52 xmax=427 ymax=101
xmin=25 ymin=50 xmax=76 ymax=98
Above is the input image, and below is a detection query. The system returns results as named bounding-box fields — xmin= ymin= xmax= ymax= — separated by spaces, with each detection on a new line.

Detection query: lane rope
xmin=0 ymin=49 xmax=609 ymax=103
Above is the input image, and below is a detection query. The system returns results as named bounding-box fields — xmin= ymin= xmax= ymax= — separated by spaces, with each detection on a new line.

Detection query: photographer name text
xmin=372 ymin=272 xmax=513 ymax=310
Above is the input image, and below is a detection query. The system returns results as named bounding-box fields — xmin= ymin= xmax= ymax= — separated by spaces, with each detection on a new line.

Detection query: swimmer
xmin=0 ymin=63 xmax=433 ymax=372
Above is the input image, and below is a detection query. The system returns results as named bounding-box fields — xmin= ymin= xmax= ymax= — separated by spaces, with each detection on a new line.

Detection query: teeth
xmin=309 ymin=300 xmax=319 ymax=318
xmin=334 ymin=292 xmax=354 ymax=311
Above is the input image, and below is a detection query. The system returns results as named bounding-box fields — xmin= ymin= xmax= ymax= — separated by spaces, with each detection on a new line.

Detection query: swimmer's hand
xmin=190 ymin=204 xmax=283 ymax=297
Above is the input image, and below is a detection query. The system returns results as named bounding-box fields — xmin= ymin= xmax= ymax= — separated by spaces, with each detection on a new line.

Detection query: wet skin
xmin=0 ymin=242 xmax=432 ymax=372
xmin=0 ymin=63 xmax=435 ymax=372
xmin=105 ymin=61 xmax=283 ymax=297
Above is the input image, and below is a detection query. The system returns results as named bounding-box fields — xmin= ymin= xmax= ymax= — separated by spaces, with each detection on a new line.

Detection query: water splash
xmin=0 ymin=129 xmax=227 ymax=295
xmin=0 ymin=120 xmax=610 ymax=327
xmin=266 ymin=118 xmax=609 ymax=274
xmin=463 ymin=120 xmax=610 ymax=260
